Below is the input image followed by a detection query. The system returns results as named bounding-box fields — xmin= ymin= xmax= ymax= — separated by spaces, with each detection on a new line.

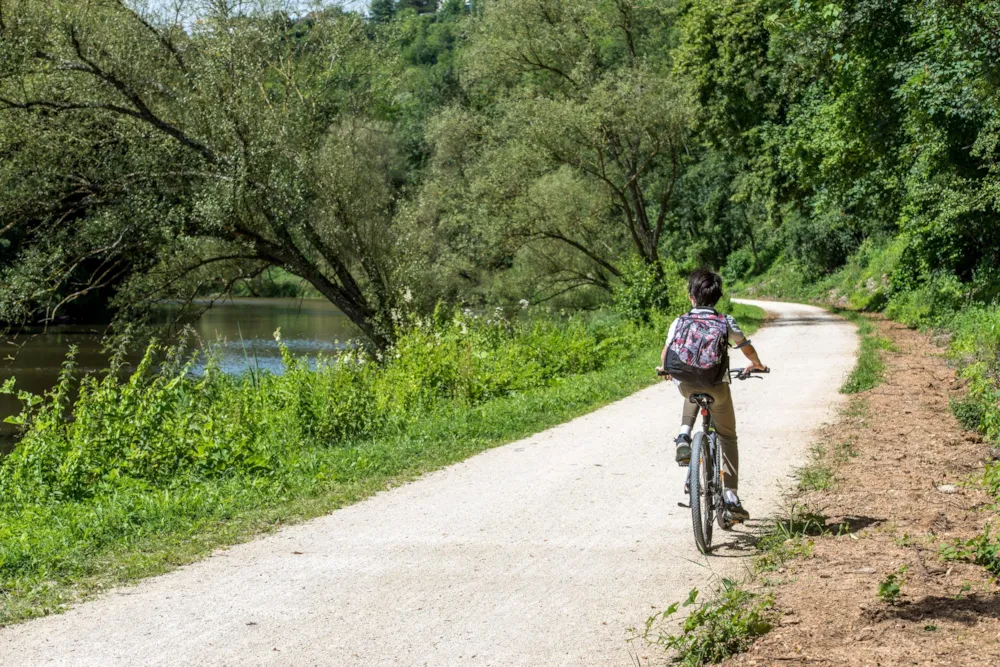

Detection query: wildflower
xmin=403 ymin=287 xmax=413 ymax=304
xmin=519 ymin=299 xmax=530 ymax=309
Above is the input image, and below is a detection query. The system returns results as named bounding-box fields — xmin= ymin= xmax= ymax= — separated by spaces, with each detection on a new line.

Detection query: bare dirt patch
xmin=727 ymin=317 xmax=1000 ymax=666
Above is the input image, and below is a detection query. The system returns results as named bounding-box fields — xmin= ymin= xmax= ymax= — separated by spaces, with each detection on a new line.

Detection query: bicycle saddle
xmin=688 ymin=393 xmax=715 ymax=405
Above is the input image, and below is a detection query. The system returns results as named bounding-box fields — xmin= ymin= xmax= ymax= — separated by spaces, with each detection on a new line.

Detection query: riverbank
xmin=0 ymin=298 xmax=360 ymax=449
xmin=0 ymin=303 xmax=766 ymax=626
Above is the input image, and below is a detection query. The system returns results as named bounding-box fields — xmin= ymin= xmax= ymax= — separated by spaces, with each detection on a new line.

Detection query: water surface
xmin=0 ymin=298 xmax=357 ymax=453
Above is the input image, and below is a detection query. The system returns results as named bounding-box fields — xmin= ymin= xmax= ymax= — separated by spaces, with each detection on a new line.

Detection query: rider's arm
xmin=738 ymin=342 xmax=766 ymax=372
xmin=727 ymin=315 xmax=766 ymax=373
xmin=656 ymin=319 xmax=678 ymax=381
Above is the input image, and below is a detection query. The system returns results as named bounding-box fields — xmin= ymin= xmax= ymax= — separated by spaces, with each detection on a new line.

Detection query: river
xmin=0 ymin=298 xmax=358 ymax=453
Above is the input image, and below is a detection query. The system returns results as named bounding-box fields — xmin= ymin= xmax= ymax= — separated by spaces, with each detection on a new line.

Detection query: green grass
xmin=0 ymin=304 xmax=767 ymax=625
xmin=840 ymin=314 xmax=895 ymax=394
xmin=796 ymin=445 xmax=834 ymax=491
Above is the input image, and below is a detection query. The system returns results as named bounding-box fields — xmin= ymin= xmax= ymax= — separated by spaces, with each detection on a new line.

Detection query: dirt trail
xmin=0 ymin=301 xmax=855 ymax=667
xmin=727 ymin=317 xmax=1000 ymax=666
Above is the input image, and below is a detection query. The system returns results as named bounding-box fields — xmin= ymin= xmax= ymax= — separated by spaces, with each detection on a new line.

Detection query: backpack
xmin=664 ymin=311 xmax=729 ymax=387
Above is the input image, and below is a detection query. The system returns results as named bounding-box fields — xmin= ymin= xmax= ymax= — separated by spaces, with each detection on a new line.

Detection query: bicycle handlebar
xmin=655 ymin=367 xmax=770 ymax=379
xmin=729 ymin=367 xmax=770 ymax=380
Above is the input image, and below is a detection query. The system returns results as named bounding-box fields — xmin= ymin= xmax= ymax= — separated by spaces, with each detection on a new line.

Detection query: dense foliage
xmin=0 ymin=309 xmax=649 ymax=506
xmin=2 ymin=0 xmax=997 ymax=343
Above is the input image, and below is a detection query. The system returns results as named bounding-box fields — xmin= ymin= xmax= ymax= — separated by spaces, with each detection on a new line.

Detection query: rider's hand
xmin=744 ymin=362 xmax=767 ymax=374
xmin=655 ymin=366 xmax=672 ymax=382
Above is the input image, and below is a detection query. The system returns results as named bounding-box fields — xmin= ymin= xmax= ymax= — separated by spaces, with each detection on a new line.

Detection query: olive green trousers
xmin=677 ymin=380 xmax=739 ymax=490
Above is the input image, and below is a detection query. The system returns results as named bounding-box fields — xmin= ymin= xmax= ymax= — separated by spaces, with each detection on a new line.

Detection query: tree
xmin=0 ymin=0 xmax=406 ymax=348
xmin=399 ymin=0 xmax=438 ymax=15
xmin=369 ymin=0 xmax=396 ymax=24
xmin=420 ymin=0 xmax=694 ymax=301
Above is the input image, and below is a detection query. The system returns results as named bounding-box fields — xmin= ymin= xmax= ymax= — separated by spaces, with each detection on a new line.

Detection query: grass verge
xmin=2 ymin=350 xmax=658 ymax=625
xmin=839 ymin=313 xmax=895 ymax=394
xmin=0 ymin=304 xmax=767 ymax=626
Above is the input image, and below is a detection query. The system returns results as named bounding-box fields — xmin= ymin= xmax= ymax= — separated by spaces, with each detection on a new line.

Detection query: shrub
xmin=721 ymin=246 xmax=757 ymax=283
xmin=611 ymin=259 xmax=687 ymax=324
xmin=951 ymin=395 xmax=986 ymax=433
xmin=884 ymin=272 xmax=968 ymax=327
xmin=878 ymin=566 xmax=907 ymax=604
xmin=638 ymin=582 xmax=774 ymax=666
xmin=941 ymin=526 xmax=1000 ymax=577
xmin=0 ymin=307 xmax=652 ymax=508
xmin=948 ymin=305 xmax=1000 ymax=444
xmin=782 ymin=207 xmax=860 ymax=276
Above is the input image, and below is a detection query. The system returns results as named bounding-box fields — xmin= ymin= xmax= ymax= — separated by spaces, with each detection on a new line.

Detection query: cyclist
xmin=655 ymin=269 xmax=767 ymax=521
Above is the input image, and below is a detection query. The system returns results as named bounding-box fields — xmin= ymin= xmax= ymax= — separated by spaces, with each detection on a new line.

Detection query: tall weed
xmin=0 ymin=308 xmax=654 ymax=509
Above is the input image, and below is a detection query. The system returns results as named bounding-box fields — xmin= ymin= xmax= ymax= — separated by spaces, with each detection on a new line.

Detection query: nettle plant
xmin=0 ymin=307 xmax=650 ymax=508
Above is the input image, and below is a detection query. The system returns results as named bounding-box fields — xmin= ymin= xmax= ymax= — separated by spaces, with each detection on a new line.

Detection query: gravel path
xmin=0 ymin=300 xmax=856 ymax=667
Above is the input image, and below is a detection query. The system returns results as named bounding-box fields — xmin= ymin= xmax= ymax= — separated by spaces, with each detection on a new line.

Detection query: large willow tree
xmin=416 ymin=0 xmax=694 ymax=303
xmin=0 ymin=0 xmax=405 ymax=347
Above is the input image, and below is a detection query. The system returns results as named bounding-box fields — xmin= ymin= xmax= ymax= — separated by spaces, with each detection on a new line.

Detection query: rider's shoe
xmin=674 ymin=434 xmax=691 ymax=466
xmin=724 ymin=489 xmax=750 ymax=522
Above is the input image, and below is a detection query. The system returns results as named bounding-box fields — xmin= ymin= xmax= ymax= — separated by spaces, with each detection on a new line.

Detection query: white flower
xmin=403 ymin=287 xmax=413 ymax=304
xmin=519 ymin=299 xmax=530 ymax=309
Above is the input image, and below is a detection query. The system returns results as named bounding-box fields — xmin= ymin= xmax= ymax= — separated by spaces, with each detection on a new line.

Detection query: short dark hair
xmin=688 ymin=269 xmax=723 ymax=307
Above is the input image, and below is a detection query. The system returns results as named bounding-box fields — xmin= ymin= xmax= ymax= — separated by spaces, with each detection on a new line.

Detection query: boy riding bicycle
xmin=655 ymin=269 xmax=767 ymax=521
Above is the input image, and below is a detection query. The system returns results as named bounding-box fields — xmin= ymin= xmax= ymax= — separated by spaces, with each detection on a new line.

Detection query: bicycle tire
xmin=689 ymin=432 xmax=714 ymax=554
xmin=712 ymin=434 xmax=735 ymax=531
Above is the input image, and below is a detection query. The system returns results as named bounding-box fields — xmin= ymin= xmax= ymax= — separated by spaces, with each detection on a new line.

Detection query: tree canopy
xmin=1 ymin=0 xmax=999 ymax=344
xmin=0 ymin=0 xmax=404 ymax=346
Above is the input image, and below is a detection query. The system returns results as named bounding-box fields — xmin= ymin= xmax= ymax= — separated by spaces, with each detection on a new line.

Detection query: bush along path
xmin=716 ymin=316 xmax=1000 ymax=666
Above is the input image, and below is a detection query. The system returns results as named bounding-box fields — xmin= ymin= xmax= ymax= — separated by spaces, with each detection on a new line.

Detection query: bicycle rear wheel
xmin=689 ymin=432 xmax=714 ymax=554
xmin=712 ymin=434 xmax=735 ymax=531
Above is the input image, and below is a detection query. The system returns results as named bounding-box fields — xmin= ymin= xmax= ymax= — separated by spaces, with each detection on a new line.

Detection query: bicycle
xmin=657 ymin=366 xmax=769 ymax=555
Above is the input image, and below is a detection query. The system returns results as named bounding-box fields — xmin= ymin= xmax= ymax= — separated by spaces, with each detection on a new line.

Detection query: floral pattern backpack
xmin=664 ymin=311 xmax=730 ymax=387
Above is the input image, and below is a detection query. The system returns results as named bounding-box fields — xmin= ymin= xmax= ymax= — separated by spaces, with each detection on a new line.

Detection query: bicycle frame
xmin=691 ymin=395 xmax=730 ymax=528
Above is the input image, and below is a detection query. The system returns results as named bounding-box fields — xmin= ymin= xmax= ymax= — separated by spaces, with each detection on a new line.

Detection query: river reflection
xmin=0 ymin=298 xmax=358 ymax=452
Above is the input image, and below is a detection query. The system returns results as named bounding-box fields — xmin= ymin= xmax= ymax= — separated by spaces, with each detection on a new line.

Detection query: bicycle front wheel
xmin=689 ymin=432 xmax=714 ymax=554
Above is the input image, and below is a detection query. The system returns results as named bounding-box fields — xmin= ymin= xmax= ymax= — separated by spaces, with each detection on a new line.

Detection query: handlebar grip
xmin=731 ymin=367 xmax=770 ymax=379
